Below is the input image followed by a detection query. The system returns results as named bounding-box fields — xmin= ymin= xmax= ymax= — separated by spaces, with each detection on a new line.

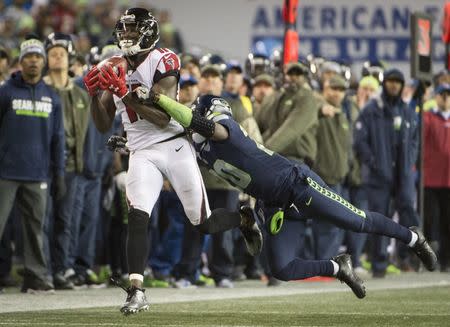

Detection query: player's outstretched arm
xmin=151 ymin=92 xmax=229 ymax=141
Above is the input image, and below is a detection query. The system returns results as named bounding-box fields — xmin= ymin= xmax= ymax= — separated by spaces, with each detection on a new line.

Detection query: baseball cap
xmin=286 ymin=62 xmax=308 ymax=75
xmin=200 ymin=64 xmax=222 ymax=79
xmin=226 ymin=60 xmax=243 ymax=74
xmin=434 ymin=83 xmax=450 ymax=95
xmin=328 ymin=75 xmax=347 ymax=90
xmin=180 ymin=74 xmax=198 ymax=89
xmin=253 ymin=74 xmax=275 ymax=88
xmin=19 ymin=38 xmax=46 ymax=62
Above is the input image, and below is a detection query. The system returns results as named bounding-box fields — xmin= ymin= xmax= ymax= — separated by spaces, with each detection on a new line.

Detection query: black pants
xmin=424 ymin=187 xmax=450 ymax=269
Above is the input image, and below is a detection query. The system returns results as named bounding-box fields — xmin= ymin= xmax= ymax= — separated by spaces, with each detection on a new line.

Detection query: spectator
xmin=354 ymin=68 xmax=419 ymax=277
xmin=0 ymin=38 xmax=65 ymax=293
xmin=423 ymin=83 xmax=450 ymax=272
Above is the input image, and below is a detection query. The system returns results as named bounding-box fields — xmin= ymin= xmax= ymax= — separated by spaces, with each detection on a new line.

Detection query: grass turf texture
xmin=0 ymin=286 xmax=449 ymax=327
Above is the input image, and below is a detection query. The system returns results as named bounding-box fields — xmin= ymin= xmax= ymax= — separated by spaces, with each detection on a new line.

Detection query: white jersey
xmin=114 ymin=48 xmax=183 ymax=151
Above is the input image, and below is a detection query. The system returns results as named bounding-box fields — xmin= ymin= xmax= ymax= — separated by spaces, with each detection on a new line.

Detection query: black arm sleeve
xmin=189 ymin=111 xmax=216 ymax=138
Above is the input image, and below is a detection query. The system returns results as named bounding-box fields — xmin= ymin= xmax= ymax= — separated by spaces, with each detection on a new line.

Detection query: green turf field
xmin=1 ymin=286 xmax=449 ymax=327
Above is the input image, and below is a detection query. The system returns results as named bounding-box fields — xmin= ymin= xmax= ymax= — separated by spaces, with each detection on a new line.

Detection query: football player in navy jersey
xmin=124 ymin=92 xmax=436 ymax=299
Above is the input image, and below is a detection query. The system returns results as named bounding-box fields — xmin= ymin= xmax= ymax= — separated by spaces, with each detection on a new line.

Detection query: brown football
xmin=96 ymin=56 xmax=128 ymax=75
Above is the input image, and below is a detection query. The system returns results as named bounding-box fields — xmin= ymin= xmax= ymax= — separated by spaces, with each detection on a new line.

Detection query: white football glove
xmin=135 ymin=85 xmax=151 ymax=100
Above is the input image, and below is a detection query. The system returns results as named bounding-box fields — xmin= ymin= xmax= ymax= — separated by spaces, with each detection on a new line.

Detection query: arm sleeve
xmin=153 ymin=93 xmax=193 ymax=127
xmin=51 ymin=96 xmax=66 ymax=176
xmin=265 ymin=93 xmax=317 ymax=153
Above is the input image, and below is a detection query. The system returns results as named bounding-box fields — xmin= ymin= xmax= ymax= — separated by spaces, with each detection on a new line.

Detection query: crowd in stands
xmin=0 ymin=0 xmax=449 ymax=293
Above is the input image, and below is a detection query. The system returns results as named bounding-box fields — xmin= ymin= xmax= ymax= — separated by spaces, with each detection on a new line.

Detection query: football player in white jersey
xmin=83 ymin=8 xmax=262 ymax=315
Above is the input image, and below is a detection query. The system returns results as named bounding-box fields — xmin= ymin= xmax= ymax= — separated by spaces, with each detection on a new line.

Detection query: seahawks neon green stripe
xmin=306 ymin=177 xmax=366 ymax=218
xmin=15 ymin=110 xmax=49 ymax=118
xmin=155 ymin=93 xmax=193 ymax=127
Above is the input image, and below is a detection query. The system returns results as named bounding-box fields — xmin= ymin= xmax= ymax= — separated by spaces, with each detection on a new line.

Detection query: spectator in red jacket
xmin=423 ymin=83 xmax=450 ymax=272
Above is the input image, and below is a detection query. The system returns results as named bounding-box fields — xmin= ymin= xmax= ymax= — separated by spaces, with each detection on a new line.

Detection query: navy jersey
xmin=194 ymin=117 xmax=295 ymax=206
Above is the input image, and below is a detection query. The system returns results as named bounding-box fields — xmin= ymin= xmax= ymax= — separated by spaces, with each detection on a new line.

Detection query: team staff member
xmin=354 ymin=69 xmax=420 ymax=277
xmin=44 ymin=32 xmax=91 ymax=290
xmin=0 ymin=38 xmax=65 ymax=293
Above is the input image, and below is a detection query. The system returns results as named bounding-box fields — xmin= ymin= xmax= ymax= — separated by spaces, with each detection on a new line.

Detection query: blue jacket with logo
xmin=0 ymin=72 xmax=65 ymax=181
xmin=353 ymin=94 xmax=418 ymax=187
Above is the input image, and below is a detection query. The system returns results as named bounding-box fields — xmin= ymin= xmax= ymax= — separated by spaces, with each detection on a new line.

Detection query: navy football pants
xmin=265 ymin=164 xmax=412 ymax=281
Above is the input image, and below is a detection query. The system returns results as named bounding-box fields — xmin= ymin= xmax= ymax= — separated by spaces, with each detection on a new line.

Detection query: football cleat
xmin=239 ymin=206 xmax=263 ymax=256
xmin=409 ymin=226 xmax=437 ymax=271
xmin=333 ymin=254 xmax=366 ymax=299
xmin=111 ymin=278 xmax=149 ymax=315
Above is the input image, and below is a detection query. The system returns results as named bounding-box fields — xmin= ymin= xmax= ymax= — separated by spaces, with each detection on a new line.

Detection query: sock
xmin=408 ymin=231 xmax=418 ymax=247
xmin=129 ymin=273 xmax=144 ymax=282
xmin=127 ymin=208 xmax=150 ymax=276
xmin=331 ymin=260 xmax=339 ymax=276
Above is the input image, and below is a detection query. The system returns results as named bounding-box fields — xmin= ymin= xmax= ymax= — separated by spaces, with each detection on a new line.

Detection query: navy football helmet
xmin=194 ymin=95 xmax=232 ymax=119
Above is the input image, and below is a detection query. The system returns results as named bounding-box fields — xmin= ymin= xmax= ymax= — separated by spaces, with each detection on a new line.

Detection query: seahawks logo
xmin=208 ymin=98 xmax=232 ymax=116
xmin=211 ymin=98 xmax=229 ymax=107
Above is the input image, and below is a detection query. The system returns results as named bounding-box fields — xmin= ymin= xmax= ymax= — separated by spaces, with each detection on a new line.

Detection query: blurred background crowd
xmin=0 ymin=0 xmax=449 ymax=293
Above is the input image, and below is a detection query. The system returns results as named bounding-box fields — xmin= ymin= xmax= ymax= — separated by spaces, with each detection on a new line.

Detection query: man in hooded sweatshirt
xmin=354 ymin=68 xmax=420 ymax=278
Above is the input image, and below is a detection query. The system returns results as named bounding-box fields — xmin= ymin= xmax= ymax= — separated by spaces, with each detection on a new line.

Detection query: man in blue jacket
xmin=0 ymin=38 xmax=66 ymax=292
xmin=354 ymin=68 xmax=420 ymax=277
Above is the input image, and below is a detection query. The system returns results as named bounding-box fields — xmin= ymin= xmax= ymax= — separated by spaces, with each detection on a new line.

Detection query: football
xmin=96 ymin=56 xmax=128 ymax=75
